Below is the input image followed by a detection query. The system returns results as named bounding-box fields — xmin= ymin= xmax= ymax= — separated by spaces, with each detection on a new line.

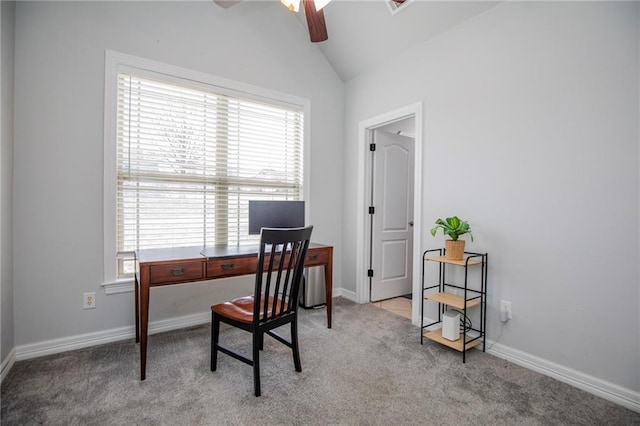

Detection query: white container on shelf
xmin=442 ymin=310 xmax=460 ymax=341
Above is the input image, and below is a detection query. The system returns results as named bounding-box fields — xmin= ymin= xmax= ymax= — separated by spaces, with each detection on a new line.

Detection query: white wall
xmin=12 ymin=2 xmax=343 ymax=348
xmin=1 ymin=1 xmax=15 ymax=368
xmin=343 ymin=2 xmax=639 ymax=392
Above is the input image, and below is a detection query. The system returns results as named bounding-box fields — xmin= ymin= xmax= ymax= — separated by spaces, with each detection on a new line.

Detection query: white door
xmin=370 ymin=130 xmax=414 ymax=302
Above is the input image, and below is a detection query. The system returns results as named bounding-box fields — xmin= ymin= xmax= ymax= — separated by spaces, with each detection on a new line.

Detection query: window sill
xmin=101 ymin=278 xmax=135 ymax=295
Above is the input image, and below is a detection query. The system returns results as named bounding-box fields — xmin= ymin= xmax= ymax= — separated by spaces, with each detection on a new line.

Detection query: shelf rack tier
xmin=424 ymin=292 xmax=480 ymax=310
xmin=423 ymin=328 xmax=482 ymax=352
xmin=424 ymin=255 xmax=482 ymax=266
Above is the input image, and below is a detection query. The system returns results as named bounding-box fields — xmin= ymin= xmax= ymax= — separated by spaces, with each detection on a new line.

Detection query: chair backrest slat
xmin=253 ymin=226 xmax=313 ymax=325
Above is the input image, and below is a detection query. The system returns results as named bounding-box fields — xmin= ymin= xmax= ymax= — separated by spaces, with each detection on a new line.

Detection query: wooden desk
xmin=134 ymin=243 xmax=333 ymax=380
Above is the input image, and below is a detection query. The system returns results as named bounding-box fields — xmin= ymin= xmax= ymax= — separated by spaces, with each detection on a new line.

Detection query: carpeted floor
xmin=2 ymin=297 xmax=639 ymax=425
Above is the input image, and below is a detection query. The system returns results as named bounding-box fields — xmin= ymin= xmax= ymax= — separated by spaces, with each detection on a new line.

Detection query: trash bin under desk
xmin=299 ymin=266 xmax=326 ymax=309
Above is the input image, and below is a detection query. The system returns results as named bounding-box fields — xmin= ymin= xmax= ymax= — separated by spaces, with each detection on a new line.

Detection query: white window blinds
xmin=116 ymin=72 xmax=304 ymax=259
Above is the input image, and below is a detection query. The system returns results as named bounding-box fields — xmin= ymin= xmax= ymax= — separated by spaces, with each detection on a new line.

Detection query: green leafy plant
xmin=430 ymin=216 xmax=473 ymax=241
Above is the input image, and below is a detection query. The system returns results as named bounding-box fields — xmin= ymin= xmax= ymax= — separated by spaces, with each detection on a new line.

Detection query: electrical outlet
xmin=500 ymin=300 xmax=512 ymax=321
xmin=83 ymin=292 xmax=96 ymax=309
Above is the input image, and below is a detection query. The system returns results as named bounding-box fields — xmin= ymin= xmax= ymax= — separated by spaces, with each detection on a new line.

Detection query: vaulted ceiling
xmin=309 ymin=1 xmax=499 ymax=81
xmin=219 ymin=1 xmax=499 ymax=82
xmin=214 ymin=0 xmax=499 ymax=81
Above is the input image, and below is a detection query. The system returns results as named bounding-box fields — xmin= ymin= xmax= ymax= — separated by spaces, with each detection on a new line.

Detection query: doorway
xmin=369 ymin=123 xmax=415 ymax=302
xmin=355 ymin=103 xmax=423 ymax=324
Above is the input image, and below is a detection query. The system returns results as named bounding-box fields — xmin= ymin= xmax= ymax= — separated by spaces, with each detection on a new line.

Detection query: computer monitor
xmin=248 ymin=200 xmax=305 ymax=235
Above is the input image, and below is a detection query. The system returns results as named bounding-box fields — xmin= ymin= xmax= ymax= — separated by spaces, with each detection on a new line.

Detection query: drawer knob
xmin=308 ymin=255 xmax=318 ymax=261
xmin=170 ymin=268 xmax=185 ymax=276
xmin=221 ymin=264 xmax=235 ymax=271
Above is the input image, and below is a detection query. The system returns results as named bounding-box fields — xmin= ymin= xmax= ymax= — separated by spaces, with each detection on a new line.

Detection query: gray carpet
xmin=2 ymin=298 xmax=639 ymax=425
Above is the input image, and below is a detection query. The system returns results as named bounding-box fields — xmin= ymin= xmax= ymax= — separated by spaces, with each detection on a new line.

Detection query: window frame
xmin=102 ymin=50 xmax=311 ymax=294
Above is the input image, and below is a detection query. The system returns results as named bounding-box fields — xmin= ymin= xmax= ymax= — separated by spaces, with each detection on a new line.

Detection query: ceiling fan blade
xmin=302 ymin=0 xmax=328 ymax=43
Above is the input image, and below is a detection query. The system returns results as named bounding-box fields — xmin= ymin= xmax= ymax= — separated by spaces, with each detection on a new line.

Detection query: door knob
xmin=409 ymin=221 xmax=414 ymax=227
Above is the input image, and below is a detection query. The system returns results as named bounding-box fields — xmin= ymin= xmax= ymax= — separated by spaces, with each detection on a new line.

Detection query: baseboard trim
xmin=417 ymin=316 xmax=640 ymax=413
xmin=15 ymin=311 xmax=211 ymax=361
xmin=1 ymin=348 xmax=16 ymax=384
xmin=336 ymin=287 xmax=356 ymax=302
xmin=486 ymin=341 xmax=640 ymax=413
xmin=13 ymin=293 xmax=357 ymax=362
xmin=8 ymin=302 xmax=640 ymax=414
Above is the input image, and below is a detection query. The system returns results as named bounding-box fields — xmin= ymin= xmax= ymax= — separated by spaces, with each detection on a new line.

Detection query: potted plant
xmin=430 ymin=216 xmax=473 ymax=261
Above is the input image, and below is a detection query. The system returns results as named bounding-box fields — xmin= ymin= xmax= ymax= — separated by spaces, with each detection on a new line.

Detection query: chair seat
xmin=212 ymin=295 xmax=288 ymax=324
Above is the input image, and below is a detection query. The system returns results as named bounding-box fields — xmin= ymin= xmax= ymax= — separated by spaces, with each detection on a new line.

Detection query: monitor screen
xmin=248 ymin=200 xmax=305 ymax=235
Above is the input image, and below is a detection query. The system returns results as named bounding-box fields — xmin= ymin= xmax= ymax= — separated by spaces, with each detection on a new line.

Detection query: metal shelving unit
xmin=420 ymin=248 xmax=488 ymax=362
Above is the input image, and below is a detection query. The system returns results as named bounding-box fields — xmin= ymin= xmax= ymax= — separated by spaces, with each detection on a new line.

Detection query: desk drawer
xmin=305 ymin=249 xmax=329 ymax=267
xmin=207 ymin=257 xmax=257 ymax=279
xmin=149 ymin=262 xmax=203 ymax=285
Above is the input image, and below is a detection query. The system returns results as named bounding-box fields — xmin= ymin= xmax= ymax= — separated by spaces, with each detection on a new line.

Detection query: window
xmin=103 ymin=51 xmax=309 ymax=292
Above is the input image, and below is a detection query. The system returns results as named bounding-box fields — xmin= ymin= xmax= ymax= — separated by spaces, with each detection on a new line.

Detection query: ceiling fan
xmin=213 ymin=0 xmax=330 ymax=43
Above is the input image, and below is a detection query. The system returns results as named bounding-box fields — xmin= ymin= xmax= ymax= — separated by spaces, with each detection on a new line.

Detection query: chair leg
xmin=211 ymin=312 xmax=219 ymax=372
xmin=291 ymin=318 xmax=302 ymax=372
xmin=252 ymin=331 xmax=261 ymax=397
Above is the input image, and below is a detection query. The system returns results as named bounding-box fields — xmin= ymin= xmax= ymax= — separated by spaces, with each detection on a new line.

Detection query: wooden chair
xmin=210 ymin=226 xmax=313 ymax=396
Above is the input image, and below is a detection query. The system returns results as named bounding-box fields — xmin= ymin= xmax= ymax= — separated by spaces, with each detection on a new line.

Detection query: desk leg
xmin=140 ymin=285 xmax=149 ymax=380
xmin=325 ymin=247 xmax=333 ymax=329
xmin=135 ymin=274 xmax=140 ymax=343
xmin=139 ymin=268 xmax=150 ymax=380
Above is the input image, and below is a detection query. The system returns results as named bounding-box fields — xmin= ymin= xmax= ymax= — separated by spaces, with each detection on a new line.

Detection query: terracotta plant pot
xmin=445 ymin=239 xmax=465 ymax=261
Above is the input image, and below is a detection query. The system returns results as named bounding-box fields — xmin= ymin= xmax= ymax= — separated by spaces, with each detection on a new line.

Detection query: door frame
xmin=355 ymin=102 xmax=423 ymax=325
